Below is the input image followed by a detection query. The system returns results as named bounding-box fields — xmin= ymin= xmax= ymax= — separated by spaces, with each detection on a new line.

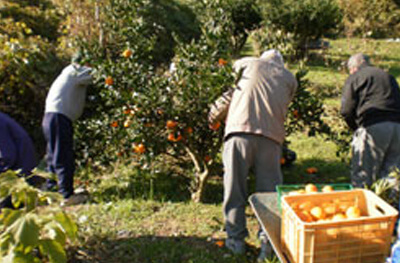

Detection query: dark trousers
xmin=42 ymin=113 xmax=75 ymax=198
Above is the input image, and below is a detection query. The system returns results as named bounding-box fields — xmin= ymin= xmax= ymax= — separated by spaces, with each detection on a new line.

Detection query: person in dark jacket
xmin=340 ymin=53 xmax=400 ymax=188
xmin=0 ymin=112 xmax=37 ymax=175
xmin=0 ymin=111 xmax=38 ymax=208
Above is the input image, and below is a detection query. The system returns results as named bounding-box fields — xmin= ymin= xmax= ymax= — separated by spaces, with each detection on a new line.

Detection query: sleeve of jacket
xmin=76 ymin=66 xmax=93 ymax=86
xmin=208 ymin=88 xmax=234 ymax=124
xmin=340 ymin=77 xmax=358 ymax=130
xmin=0 ymin=124 xmax=17 ymax=172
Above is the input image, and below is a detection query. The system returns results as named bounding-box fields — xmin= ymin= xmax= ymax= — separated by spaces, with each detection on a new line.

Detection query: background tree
xmin=0 ymin=0 xmax=66 ymax=157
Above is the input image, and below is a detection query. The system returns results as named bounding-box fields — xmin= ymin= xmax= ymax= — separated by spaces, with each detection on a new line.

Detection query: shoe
xmin=257 ymin=236 xmax=273 ymax=262
xmin=61 ymin=193 xmax=88 ymax=206
xmin=225 ymin=238 xmax=245 ymax=255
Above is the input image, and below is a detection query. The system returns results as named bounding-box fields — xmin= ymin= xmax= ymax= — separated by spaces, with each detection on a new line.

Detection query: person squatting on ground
xmin=0 ymin=111 xmax=38 ymax=208
xmin=208 ymin=49 xmax=297 ymax=258
xmin=42 ymin=53 xmax=92 ymax=205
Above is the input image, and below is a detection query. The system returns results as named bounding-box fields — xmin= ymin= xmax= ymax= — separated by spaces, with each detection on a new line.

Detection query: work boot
xmin=225 ymin=238 xmax=245 ymax=255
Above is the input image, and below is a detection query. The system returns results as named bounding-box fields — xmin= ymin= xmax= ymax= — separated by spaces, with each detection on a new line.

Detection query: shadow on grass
xmin=87 ymin=157 xmax=350 ymax=204
xmin=68 ymin=235 xmax=264 ymax=263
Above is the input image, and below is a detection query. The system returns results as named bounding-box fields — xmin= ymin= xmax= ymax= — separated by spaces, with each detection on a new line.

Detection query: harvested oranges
xmin=346 ymin=206 xmax=361 ymax=219
xmin=310 ymin=206 xmax=326 ymax=220
xmin=322 ymin=185 xmax=334 ymax=193
xmin=305 ymin=183 xmax=318 ymax=193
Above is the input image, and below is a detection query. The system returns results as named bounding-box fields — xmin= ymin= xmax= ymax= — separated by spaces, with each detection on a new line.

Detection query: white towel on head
xmin=260 ymin=49 xmax=284 ymax=66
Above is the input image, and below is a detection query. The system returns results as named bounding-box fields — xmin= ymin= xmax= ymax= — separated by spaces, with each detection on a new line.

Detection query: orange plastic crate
xmin=281 ymin=189 xmax=398 ymax=263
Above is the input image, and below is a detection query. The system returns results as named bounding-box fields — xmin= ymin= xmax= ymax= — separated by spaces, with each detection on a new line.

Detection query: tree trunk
xmin=191 ymin=169 xmax=209 ymax=203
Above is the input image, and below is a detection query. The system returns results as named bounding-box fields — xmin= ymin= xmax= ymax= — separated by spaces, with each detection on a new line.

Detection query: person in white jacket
xmin=42 ymin=52 xmax=92 ymax=205
xmin=209 ymin=49 xmax=297 ymax=257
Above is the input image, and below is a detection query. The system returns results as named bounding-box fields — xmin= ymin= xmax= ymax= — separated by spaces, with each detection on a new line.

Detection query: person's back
xmin=45 ymin=64 xmax=92 ymax=122
xmin=0 ymin=112 xmax=37 ymax=175
xmin=226 ymin=55 xmax=297 ymax=144
xmin=342 ymin=65 xmax=400 ymax=129
xmin=209 ymin=50 xmax=297 ymax=258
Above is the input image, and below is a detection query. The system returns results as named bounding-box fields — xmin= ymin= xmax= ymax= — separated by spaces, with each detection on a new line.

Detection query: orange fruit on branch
xmin=122 ymin=49 xmax=132 ymax=58
xmin=133 ymin=143 xmax=146 ymax=154
xmin=218 ymin=58 xmax=228 ymax=66
xmin=210 ymin=121 xmax=221 ymax=131
xmin=105 ymin=76 xmax=114 ymax=86
xmin=306 ymin=167 xmax=318 ymax=174
xmin=166 ymin=120 xmax=178 ymax=129
xmin=185 ymin=127 xmax=193 ymax=134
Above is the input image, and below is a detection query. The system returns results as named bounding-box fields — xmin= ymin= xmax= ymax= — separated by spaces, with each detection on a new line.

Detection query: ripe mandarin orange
xmin=306 ymin=167 xmax=318 ymax=174
xmin=322 ymin=185 xmax=334 ymax=193
xmin=105 ymin=76 xmax=114 ymax=86
xmin=210 ymin=121 xmax=221 ymax=131
xmin=310 ymin=206 xmax=326 ymax=220
xmin=346 ymin=206 xmax=361 ymax=219
xmin=298 ymin=210 xmax=313 ymax=222
xmin=134 ymin=143 xmax=145 ymax=154
xmin=218 ymin=58 xmax=228 ymax=66
xmin=122 ymin=49 xmax=132 ymax=58
xmin=166 ymin=120 xmax=178 ymax=129
xmin=305 ymin=183 xmax=318 ymax=193
xmin=332 ymin=213 xmax=346 ymax=221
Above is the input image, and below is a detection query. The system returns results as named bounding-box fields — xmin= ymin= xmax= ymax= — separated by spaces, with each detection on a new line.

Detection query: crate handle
xmin=375 ymin=204 xmax=386 ymax=215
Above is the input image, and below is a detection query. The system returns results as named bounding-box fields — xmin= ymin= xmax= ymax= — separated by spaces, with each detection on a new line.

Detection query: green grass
xmin=66 ymin=37 xmax=400 ymax=262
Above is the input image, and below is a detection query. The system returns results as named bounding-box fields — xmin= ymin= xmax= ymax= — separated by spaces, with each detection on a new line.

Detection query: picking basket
xmin=276 ymin=183 xmax=353 ymax=212
xmin=281 ymin=189 xmax=398 ymax=263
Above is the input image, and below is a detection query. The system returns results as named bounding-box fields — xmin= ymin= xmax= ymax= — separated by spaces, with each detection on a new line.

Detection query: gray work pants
xmin=223 ymin=133 xmax=282 ymax=240
xmin=351 ymin=121 xmax=400 ymax=187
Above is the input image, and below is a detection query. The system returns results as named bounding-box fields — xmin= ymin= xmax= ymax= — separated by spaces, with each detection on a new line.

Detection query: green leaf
xmin=39 ymin=239 xmax=66 ymax=263
xmin=0 ymin=234 xmax=12 ymax=255
xmin=3 ymin=249 xmax=39 ymax=263
xmin=0 ymin=209 xmax=23 ymax=227
xmin=44 ymin=223 xmax=66 ymax=246
xmin=9 ymin=214 xmax=39 ymax=247
xmin=54 ymin=212 xmax=77 ymax=240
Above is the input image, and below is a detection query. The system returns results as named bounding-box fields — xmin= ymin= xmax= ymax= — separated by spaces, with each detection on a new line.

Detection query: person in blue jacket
xmin=0 ymin=111 xmax=38 ymax=208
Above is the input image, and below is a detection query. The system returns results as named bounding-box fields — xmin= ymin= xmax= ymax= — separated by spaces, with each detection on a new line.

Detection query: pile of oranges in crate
xmin=288 ymin=184 xmax=362 ymax=223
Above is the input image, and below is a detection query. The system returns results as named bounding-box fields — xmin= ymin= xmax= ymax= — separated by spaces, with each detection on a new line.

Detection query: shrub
xmin=76 ymin=0 xmax=334 ymax=202
xmin=188 ymin=0 xmax=263 ymax=56
xmin=261 ymin=0 xmax=342 ymax=56
xmin=337 ymin=0 xmax=400 ymax=38
xmin=0 ymin=170 xmax=77 ymax=263
xmin=0 ymin=0 xmax=66 ymax=156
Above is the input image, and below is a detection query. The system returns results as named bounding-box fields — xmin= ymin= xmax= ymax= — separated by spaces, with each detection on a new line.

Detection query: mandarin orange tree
xmin=75 ymin=0 xmax=236 ymax=202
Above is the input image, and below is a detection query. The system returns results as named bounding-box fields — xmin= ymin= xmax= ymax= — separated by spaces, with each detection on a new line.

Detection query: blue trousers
xmin=42 ymin=113 xmax=75 ymax=198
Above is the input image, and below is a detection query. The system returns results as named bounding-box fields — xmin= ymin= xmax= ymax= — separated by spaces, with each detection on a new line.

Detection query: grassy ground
xmin=65 ymin=38 xmax=400 ymax=262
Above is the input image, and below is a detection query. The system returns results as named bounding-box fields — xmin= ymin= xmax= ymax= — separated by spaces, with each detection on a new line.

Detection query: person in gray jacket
xmin=209 ymin=49 xmax=297 ymax=257
xmin=42 ymin=53 xmax=92 ymax=205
